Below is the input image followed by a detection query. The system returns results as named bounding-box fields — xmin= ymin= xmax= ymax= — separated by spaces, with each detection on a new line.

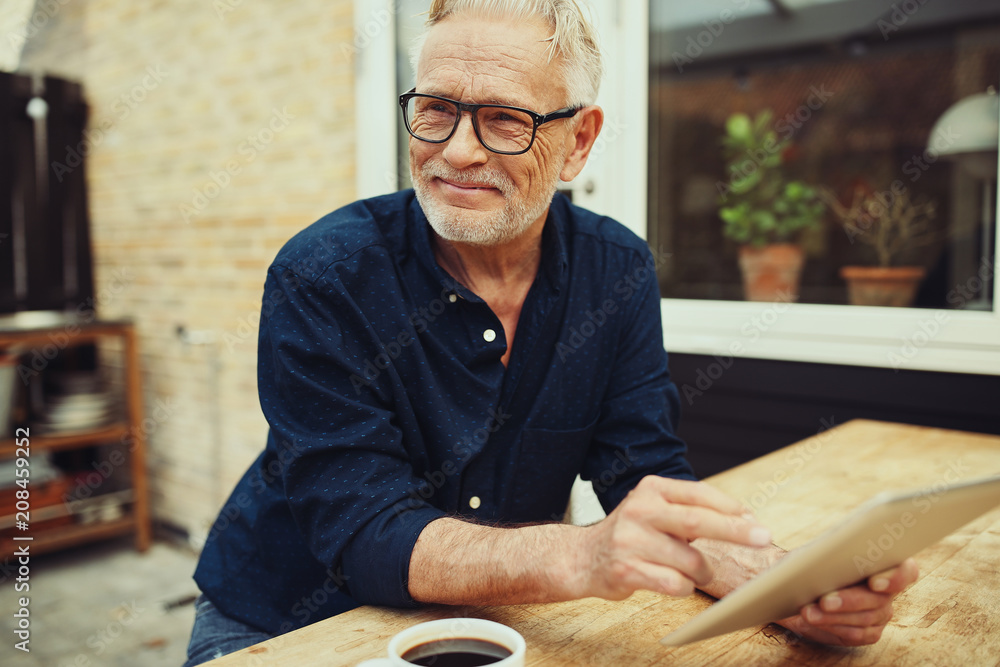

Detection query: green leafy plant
xmin=717 ymin=111 xmax=825 ymax=247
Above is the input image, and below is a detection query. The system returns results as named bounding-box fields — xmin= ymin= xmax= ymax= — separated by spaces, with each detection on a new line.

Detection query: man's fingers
xmin=593 ymin=477 xmax=773 ymax=602
xmin=778 ymin=614 xmax=886 ymax=647
xmin=645 ymin=502 xmax=771 ymax=547
xmin=803 ymin=600 xmax=893 ymax=628
xmin=632 ymin=561 xmax=698 ymax=598
xmin=772 ymin=555 xmax=918 ymax=648
xmin=868 ymin=558 xmax=919 ymax=594
xmin=641 ymin=533 xmax=714 ymax=586
xmin=628 ymin=477 xmax=772 ymax=547
xmin=605 ymin=522 xmax=714 ymax=587
xmin=816 ymin=587 xmax=890 ymax=614
xmin=650 ymin=477 xmax=747 ymax=517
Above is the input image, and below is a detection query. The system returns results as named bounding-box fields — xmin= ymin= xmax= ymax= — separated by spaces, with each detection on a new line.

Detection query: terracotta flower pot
xmin=839 ymin=266 xmax=926 ymax=307
xmin=738 ymin=244 xmax=804 ymax=302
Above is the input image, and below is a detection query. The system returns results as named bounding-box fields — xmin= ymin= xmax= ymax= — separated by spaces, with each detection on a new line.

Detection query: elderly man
xmin=184 ymin=1 xmax=917 ymax=664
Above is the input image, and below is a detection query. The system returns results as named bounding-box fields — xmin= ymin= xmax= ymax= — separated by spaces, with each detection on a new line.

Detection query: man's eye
xmin=485 ymin=109 xmax=528 ymax=126
xmin=422 ymin=103 xmax=455 ymax=117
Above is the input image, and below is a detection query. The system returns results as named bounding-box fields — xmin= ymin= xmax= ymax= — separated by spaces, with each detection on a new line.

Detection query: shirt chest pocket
xmin=507 ymin=418 xmax=598 ymax=522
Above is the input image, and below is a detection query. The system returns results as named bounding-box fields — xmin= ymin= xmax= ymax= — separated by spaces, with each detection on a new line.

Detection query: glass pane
xmin=649 ymin=1 xmax=999 ymax=310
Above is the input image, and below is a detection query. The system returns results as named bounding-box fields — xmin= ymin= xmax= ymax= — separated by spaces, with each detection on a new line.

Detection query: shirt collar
xmin=408 ymin=189 xmax=569 ymax=297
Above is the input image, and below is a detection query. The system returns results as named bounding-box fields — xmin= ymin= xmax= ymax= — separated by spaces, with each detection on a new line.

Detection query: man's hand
xmin=571 ymin=476 xmax=772 ymax=601
xmin=409 ymin=476 xmax=769 ymax=607
xmin=776 ymin=558 xmax=919 ymax=646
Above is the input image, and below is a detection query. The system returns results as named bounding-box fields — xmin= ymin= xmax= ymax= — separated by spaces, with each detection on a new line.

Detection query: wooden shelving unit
xmin=0 ymin=317 xmax=151 ymax=558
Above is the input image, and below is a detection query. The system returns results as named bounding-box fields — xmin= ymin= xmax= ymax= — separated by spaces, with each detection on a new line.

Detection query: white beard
xmin=412 ymin=158 xmax=562 ymax=247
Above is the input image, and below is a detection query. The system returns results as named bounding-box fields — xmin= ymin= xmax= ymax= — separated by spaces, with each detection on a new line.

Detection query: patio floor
xmin=1 ymin=535 xmax=200 ymax=667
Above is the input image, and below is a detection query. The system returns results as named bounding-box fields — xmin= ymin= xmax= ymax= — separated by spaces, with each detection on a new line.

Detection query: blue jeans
xmin=183 ymin=594 xmax=273 ymax=666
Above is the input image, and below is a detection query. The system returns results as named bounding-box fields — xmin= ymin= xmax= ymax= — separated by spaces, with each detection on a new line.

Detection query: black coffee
xmin=401 ymin=638 xmax=512 ymax=666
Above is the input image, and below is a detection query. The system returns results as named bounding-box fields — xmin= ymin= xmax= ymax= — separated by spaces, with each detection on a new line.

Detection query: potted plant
xmin=820 ymin=185 xmax=939 ymax=307
xmin=718 ymin=111 xmax=826 ymax=302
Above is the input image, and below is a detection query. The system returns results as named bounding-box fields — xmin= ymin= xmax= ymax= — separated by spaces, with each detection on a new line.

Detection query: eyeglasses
xmin=398 ymin=88 xmax=580 ymax=156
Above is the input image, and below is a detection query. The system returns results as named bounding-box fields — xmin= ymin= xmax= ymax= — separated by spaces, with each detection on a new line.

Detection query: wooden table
xmin=209 ymin=420 xmax=1000 ymax=666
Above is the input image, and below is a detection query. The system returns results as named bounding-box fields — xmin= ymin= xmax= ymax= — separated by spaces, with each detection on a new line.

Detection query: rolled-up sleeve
xmin=257 ymin=263 xmax=445 ymax=607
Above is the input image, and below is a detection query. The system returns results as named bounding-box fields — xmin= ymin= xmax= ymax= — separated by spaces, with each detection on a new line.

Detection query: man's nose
xmin=441 ymin=111 xmax=489 ymax=169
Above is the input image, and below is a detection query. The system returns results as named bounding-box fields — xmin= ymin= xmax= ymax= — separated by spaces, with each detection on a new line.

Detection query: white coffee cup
xmin=357 ymin=617 xmax=526 ymax=667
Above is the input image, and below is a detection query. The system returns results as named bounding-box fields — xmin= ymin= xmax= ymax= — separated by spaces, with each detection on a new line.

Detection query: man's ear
xmin=560 ymin=105 xmax=604 ymax=182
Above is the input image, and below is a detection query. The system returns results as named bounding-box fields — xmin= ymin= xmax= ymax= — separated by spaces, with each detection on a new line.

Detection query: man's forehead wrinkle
xmin=428 ymin=38 xmax=547 ymax=75
xmin=419 ymin=51 xmax=560 ymax=108
xmin=421 ymin=16 xmax=553 ymax=72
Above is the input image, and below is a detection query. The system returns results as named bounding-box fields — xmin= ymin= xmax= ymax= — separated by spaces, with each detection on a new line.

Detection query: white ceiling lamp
xmin=928 ymin=88 xmax=999 ymax=180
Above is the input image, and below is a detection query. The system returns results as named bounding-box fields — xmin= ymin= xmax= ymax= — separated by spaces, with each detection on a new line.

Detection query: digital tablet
xmin=660 ymin=473 xmax=1000 ymax=646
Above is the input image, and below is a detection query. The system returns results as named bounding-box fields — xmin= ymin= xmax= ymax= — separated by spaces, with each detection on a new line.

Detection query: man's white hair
xmin=409 ymin=0 xmax=604 ymax=108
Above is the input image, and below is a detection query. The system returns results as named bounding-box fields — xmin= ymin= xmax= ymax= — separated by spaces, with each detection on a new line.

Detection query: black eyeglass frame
xmin=398 ymin=88 xmax=581 ymax=156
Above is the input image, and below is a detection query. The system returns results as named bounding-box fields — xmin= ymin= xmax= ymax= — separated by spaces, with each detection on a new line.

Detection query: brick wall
xmin=13 ymin=0 xmax=358 ymax=544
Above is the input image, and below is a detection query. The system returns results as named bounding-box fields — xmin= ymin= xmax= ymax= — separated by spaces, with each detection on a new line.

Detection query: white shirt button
xmin=469 ymin=496 xmax=481 ymax=509
xmin=483 ymin=329 xmax=496 ymax=342
xmin=448 ymin=293 xmax=458 ymax=303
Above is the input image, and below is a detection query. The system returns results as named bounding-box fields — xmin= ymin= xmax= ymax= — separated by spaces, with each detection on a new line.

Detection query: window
xmin=649 ymin=0 xmax=998 ymax=311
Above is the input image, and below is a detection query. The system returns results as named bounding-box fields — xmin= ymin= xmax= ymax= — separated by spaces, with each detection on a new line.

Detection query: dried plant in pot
xmin=718 ymin=111 xmax=826 ymax=302
xmin=820 ymin=185 xmax=940 ymax=307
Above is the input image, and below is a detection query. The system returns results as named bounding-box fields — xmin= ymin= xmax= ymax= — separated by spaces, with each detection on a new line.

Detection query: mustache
xmin=420 ymin=161 xmax=515 ymax=196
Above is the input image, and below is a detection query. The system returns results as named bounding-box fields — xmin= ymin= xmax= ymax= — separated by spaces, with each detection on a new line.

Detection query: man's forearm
xmin=407 ymin=478 xmax=776 ymax=607
xmin=408 ymin=517 xmax=587 ymax=605
xmin=692 ymin=538 xmax=786 ymax=599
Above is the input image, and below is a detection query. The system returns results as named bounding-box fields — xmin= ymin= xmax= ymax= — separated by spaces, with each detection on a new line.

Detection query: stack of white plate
xmin=32 ymin=372 xmax=122 ymax=435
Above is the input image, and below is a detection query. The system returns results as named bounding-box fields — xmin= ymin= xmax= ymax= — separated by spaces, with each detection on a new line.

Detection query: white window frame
xmin=353 ymin=0 xmax=1000 ymax=376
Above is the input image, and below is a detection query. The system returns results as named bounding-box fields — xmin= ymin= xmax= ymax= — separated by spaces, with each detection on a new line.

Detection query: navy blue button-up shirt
xmin=194 ymin=189 xmax=694 ymax=634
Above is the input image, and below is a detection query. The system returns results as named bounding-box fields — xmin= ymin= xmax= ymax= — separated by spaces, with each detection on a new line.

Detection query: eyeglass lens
xmin=405 ymin=97 xmax=535 ymax=153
